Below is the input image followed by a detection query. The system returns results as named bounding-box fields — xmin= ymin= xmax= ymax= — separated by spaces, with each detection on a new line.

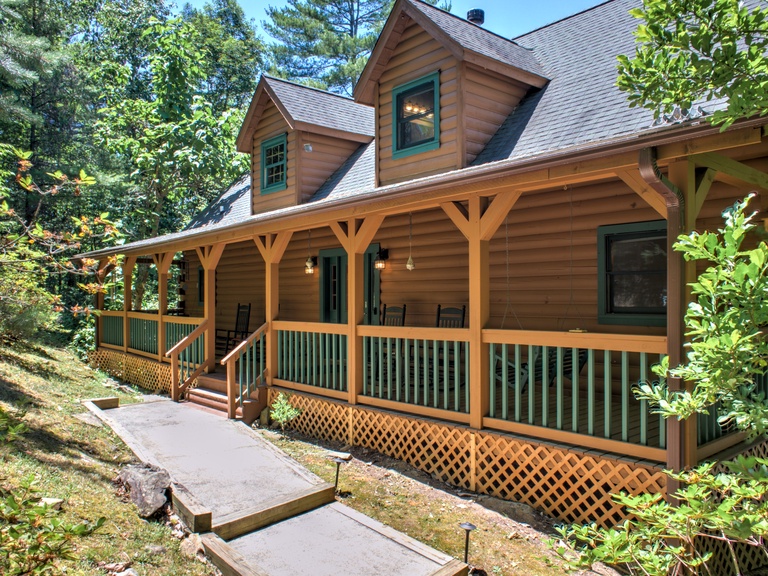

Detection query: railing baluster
xmin=404 ymin=339 xmax=411 ymax=404
xmin=528 ymin=344 xmax=536 ymax=425
xmin=501 ymin=344 xmax=508 ymax=421
xmin=453 ymin=341 xmax=459 ymax=412
xmin=621 ymin=351 xmax=629 ymax=442
xmin=556 ymin=347 xmax=564 ymax=430
xmin=443 ymin=340 xmax=449 ymax=410
xmin=604 ymin=350 xmax=612 ymax=439
xmin=587 ymin=349 xmax=595 ymax=436
xmin=396 ymin=338 xmax=402 ymax=402
xmin=542 ymin=345 xmax=549 ymax=427
xmin=571 ymin=348 xmax=579 ymax=433
xmin=514 ymin=345 xmax=521 ymax=422
xmin=432 ymin=339 xmax=439 ymax=408
xmin=659 ymin=354 xmax=666 ymax=449
xmin=640 ymin=352 xmax=648 ymax=446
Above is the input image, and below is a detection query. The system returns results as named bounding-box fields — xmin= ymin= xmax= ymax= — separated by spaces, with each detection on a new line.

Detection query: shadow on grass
xmin=0 ymin=374 xmax=41 ymax=408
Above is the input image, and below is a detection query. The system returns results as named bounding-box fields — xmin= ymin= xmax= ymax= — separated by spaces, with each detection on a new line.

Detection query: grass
xmin=0 ymin=335 xmax=217 ymax=576
xmin=262 ymin=426 xmax=580 ymax=576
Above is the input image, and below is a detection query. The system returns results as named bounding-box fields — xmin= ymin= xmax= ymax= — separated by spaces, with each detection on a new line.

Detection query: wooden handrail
xmin=220 ymin=322 xmax=269 ymax=365
xmin=166 ymin=319 xmax=209 ymax=358
xmin=272 ymin=320 xmax=348 ymax=336
xmin=162 ymin=315 xmax=205 ymax=325
xmin=357 ymin=325 xmax=470 ymax=340
xmin=482 ymin=328 xmax=667 ymax=355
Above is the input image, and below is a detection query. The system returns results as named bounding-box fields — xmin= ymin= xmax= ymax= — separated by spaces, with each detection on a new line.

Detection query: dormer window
xmin=261 ymin=134 xmax=287 ymax=193
xmin=392 ymin=71 xmax=440 ymax=159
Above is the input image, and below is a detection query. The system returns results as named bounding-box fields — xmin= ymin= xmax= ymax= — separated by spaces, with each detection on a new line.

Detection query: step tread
xmin=188 ymin=387 xmax=227 ymax=400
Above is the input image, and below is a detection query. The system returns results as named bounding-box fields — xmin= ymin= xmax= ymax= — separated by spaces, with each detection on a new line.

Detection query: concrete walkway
xmin=91 ymin=398 xmax=466 ymax=576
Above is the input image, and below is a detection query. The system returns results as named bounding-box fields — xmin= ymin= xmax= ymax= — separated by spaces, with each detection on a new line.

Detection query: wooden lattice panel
xmin=353 ymin=408 xmax=474 ymax=489
xmin=89 ymin=349 xmax=171 ymax=393
xmin=474 ymin=432 xmax=666 ymax=526
xmin=270 ymin=389 xmax=351 ymax=443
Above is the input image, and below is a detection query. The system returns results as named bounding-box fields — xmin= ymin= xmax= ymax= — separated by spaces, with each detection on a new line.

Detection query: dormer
xmin=354 ymin=0 xmax=549 ymax=187
xmin=237 ymin=76 xmax=374 ymax=215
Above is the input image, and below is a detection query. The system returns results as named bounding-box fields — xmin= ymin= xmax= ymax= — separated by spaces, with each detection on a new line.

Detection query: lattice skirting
xmin=696 ymin=439 xmax=768 ymax=576
xmin=89 ymin=348 xmax=171 ymax=394
xmin=269 ymin=388 xmax=667 ymax=527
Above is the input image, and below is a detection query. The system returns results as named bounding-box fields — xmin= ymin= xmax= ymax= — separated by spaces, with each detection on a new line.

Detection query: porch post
xmin=122 ymin=256 xmax=136 ymax=353
xmin=331 ymin=216 xmax=384 ymax=405
xmin=668 ymin=160 xmax=698 ymax=469
xmin=154 ymin=252 xmax=174 ymax=362
xmin=196 ymin=244 xmax=225 ymax=372
xmin=442 ymin=191 xmax=522 ymax=429
xmin=254 ymin=232 xmax=293 ymax=388
xmin=95 ymin=259 xmax=109 ymax=349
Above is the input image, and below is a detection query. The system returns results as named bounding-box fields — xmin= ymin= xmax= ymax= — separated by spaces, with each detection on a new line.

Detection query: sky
xmin=179 ymin=0 xmax=605 ymax=41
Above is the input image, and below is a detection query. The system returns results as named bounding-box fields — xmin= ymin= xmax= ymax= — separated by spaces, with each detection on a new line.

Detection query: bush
xmin=270 ymin=392 xmax=301 ymax=435
xmin=0 ymin=256 xmax=56 ymax=342
xmin=70 ymin=316 xmax=95 ymax=361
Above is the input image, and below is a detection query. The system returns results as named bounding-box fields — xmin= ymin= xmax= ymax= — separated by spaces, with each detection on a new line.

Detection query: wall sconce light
xmin=374 ymin=248 xmax=388 ymax=270
xmin=303 ymin=143 xmax=313 ymax=152
xmin=305 ymin=230 xmax=317 ymax=275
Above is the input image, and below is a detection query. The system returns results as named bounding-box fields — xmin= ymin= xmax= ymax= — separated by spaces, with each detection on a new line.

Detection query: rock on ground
xmin=117 ymin=465 xmax=171 ymax=518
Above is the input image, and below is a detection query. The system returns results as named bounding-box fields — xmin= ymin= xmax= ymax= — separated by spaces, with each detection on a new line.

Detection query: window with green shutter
xmin=261 ymin=134 xmax=287 ymax=193
xmin=392 ymin=72 xmax=440 ymax=159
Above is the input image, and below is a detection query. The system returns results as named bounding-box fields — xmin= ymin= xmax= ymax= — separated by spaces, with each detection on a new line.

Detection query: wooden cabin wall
xmin=297 ymin=132 xmax=361 ymax=204
xmin=183 ymin=250 xmax=203 ymax=318
xmin=214 ymin=241 xmax=266 ymax=331
xmin=251 ymin=100 xmax=296 ymax=214
xmin=488 ymin=179 xmax=664 ymax=334
xmin=378 ymin=23 xmax=459 ymax=185
xmin=278 ymin=228 xmax=344 ymax=322
xmin=463 ymin=64 xmax=529 ymax=165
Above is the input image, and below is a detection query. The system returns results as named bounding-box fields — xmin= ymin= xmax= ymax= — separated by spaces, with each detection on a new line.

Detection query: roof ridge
xmin=408 ymin=0 xmax=531 ymax=50
xmin=262 ymin=74 xmax=363 ymax=104
xmin=513 ymin=0 xmax=617 ymax=41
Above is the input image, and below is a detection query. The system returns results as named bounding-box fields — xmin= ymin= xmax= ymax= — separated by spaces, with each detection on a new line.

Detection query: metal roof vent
xmin=467 ymin=9 xmax=484 ymax=26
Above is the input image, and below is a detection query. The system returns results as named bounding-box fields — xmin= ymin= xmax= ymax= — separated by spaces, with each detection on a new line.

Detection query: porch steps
xmin=187 ymin=372 xmax=263 ymax=425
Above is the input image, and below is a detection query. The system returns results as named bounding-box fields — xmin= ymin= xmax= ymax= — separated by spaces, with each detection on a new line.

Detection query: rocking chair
xmin=215 ymin=303 xmax=251 ymax=356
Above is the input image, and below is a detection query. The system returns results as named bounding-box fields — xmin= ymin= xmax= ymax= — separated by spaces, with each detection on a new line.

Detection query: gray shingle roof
xmin=265 ymin=76 xmax=374 ymax=137
xmin=475 ymin=0 xmax=687 ymax=164
xmin=184 ymin=174 xmax=251 ymax=231
xmin=406 ymin=0 xmax=547 ymax=80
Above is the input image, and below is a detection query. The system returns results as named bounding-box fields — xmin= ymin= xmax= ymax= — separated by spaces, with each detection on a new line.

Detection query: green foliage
xmin=0 ymin=406 xmax=27 ymax=450
xmin=617 ymin=0 xmax=768 ymax=129
xmin=0 ymin=475 xmax=105 ymax=575
xmin=264 ymin=0 xmax=448 ymax=95
xmin=270 ymin=392 xmax=302 ymax=434
xmin=70 ymin=315 xmax=95 ymax=361
xmin=557 ymin=196 xmax=768 ymax=575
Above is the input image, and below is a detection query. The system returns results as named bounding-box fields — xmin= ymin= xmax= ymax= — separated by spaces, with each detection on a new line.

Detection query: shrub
xmin=270 ymin=392 xmax=301 ymax=435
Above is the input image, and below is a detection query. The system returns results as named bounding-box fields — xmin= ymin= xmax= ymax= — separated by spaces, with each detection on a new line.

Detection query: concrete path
xmin=92 ymin=398 xmax=466 ymax=576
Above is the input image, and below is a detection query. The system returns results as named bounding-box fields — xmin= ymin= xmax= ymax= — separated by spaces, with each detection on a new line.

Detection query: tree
xmin=558 ymin=196 xmax=768 ymax=575
xmin=181 ymin=0 xmax=264 ymax=113
xmin=263 ymin=0 xmax=447 ymax=95
xmin=617 ymin=0 xmax=768 ymax=129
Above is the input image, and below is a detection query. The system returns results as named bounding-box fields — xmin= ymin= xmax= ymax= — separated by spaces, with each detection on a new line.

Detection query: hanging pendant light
xmin=305 ymin=230 xmax=317 ymax=275
xmin=406 ymin=212 xmax=415 ymax=271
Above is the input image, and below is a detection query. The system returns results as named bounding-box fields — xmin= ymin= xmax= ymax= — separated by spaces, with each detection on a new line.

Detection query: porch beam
xmin=468 ymin=197 xmax=490 ymax=429
xmin=479 ymin=190 xmax=523 ymax=240
xmin=690 ymin=151 xmax=768 ymax=190
xmin=353 ymin=215 xmax=385 ymax=253
xmin=329 ymin=221 xmax=349 ymax=246
xmin=615 ymin=169 xmax=668 ymax=218
xmin=691 ymin=168 xmax=717 ymax=222
xmin=440 ymin=201 xmax=470 ymax=239
xmin=122 ymin=256 xmax=136 ymax=352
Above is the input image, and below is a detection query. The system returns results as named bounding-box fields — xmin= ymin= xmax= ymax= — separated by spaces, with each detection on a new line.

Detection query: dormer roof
xmin=354 ymin=0 xmax=549 ymax=104
xmin=236 ymin=75 xmax=374 ymax=152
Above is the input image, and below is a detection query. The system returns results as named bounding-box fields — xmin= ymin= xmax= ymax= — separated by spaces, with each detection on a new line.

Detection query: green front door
xmin=320 ymin=245 xmax=380 ymax=324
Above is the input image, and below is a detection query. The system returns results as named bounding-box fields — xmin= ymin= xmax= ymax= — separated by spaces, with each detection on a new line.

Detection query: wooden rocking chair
xmin=215 ymin=303 xmax=251 ymax=356
xmin=494 ymin=346 xmax=588 ymax=392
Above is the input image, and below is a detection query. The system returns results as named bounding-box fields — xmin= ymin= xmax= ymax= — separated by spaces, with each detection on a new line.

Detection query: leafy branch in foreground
xmin=617 ymin=0 xmax=768 ymax=129
xmin=556 ymin=195 xmax=768 ymax=575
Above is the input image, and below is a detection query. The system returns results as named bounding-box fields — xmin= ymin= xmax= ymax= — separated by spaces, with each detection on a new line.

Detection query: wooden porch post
xmin=442 ymin=191 xmax=522 ymax=429
xmin=153 ymin=252 xmax=174 ymax=362
xmin=122 ymin=256 xmax=136 ymax=353
xmin=331 ymin=216 xmax=384 ymax=405
xmin=94 ymin=259 xmax=109 ymax=349
xmin=196 ymin=244 xmax=225 ymax=372
xmin=254 ymin=232 xmax=293 ymax=387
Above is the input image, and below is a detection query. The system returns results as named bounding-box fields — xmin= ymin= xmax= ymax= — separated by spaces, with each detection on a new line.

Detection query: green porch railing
xmin=697 ymin=372 xmax=768 ymax=446
xmin=233 ymin=328 xmax=266 ymax=406
xmin=488 ymin=341 xmax=667 ymax=449
xmin=165 ymin=320 xmax=200 ymax=353
xmin=276 ymin=327 xmax=347 ymax=392
xmin=101 ymin=315 xmax=123 ymax=347
xmin=178 ymin=332 xmax=205 ymax=387
xmin=362 ymin=336 xmax=470 ymax=413
xmin=129 ymin=315 xmax=158 ymax=354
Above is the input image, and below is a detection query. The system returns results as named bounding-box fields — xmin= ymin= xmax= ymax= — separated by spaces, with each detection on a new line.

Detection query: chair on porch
xmin=381 ymin=304 xmax=406 ymax=326
xmin=435 ymin=304 xmax=465 ymax=328
xmin=494 ymin=346 xmax=588 ymax=393
xmin=215 ymin=303 xmax=251 ymax=356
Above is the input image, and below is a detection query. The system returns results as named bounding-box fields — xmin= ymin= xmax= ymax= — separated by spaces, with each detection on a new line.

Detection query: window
xmin=392 ymin=72 xmax=440 ymax=158
xmin=597 ymin=221 xmax=667 ymax=326
xmin=261 ymin=134 xmax=287 ymax=193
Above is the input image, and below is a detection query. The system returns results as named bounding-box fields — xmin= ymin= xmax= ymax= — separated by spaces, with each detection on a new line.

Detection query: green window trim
xmin=597 ymin=220 xmax=667 ymax=327
xmin=261 ymin=133 xmax=287 ymax=194
xmin=392 ymin=71 xmax=440 ymax=159
xmin=197 ymin=266 xmax=204 ymax=306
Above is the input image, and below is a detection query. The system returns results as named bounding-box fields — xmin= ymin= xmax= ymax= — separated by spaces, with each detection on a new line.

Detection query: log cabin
xmin=80 ymin=0 xmax=768 ymax=532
